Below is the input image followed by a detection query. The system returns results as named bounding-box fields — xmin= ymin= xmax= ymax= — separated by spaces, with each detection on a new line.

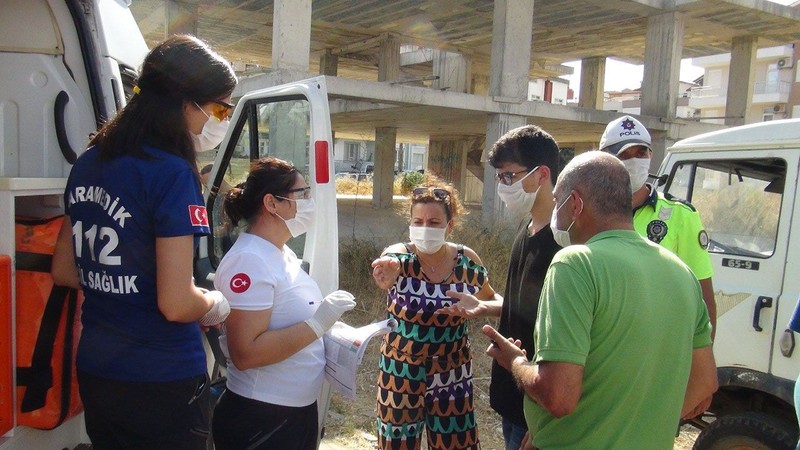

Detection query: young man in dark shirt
xmin=445 ymin=125 xmax=561 ymax=450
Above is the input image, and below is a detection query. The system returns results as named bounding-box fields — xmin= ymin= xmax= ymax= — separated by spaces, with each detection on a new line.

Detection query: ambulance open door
xmin=196 ymin=76 xmax=337 ymax=446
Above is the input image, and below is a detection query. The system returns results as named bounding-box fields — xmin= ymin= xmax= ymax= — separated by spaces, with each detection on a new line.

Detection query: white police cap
xmin=599 ymin=115 xmax=652 ymax=155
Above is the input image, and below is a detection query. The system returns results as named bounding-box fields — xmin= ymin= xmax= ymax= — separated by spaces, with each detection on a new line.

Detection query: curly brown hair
xmin=404 ymin=173 xmax=466 ymax=227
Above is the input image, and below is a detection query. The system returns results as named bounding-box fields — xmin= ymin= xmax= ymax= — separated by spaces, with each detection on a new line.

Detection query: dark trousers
xmin=78 ymin=370 xmax=210 ymax=450
xmin=212 ymin=389 xmax=318 ymax=450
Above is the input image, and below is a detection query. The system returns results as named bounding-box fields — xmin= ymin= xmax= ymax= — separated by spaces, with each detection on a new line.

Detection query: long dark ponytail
xmin=90 ymin=35 xmax=236 ymax=167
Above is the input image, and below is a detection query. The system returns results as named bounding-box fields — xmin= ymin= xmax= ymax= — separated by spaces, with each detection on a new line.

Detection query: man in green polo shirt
xmin=483 ymin=151 xmax=717 ymax=449
xmin=599 ymin=115 xmax=717 ymax=340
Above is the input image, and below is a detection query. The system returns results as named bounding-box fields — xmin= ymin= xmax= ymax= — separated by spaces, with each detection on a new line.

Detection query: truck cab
xmin=656 ymin=118 xmax=800 ymax=449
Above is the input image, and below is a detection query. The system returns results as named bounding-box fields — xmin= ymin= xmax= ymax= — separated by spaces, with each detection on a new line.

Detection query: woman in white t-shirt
xmin=211 ymin=157 xmax=355 ymax=450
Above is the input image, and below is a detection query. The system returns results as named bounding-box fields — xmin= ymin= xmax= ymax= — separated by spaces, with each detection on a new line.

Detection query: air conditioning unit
xmin=774 ymin=103 xmax=787 ymax=113
xmin=777 ymin=57 xmax=793 ymax=69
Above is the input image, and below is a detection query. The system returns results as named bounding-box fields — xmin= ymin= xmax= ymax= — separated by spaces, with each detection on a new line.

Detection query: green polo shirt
xmin=524 ymin=230 xmax=712 ymax=449
xmin=633 ymin=186 xmax=714 ymax=280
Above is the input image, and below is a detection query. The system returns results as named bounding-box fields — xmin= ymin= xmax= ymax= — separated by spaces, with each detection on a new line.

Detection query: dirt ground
xmin=317 ymin=316 xmax=701 ymax=450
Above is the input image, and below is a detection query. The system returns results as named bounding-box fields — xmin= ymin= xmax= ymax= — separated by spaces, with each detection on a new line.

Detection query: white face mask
xmin=550 ymin=195 xmax=582 ymax=248
xmin=409 ymin=226 xmax=447 ymax=254
xmin=621 ymin=157 xmax=651 ymax=190
xmin=497 ymin=166 xmax=540 ymax=217
xmin=276 ymin=198 xmax=316 ymax=238
xmin=193 ymin=102 xmax=230 ymax=152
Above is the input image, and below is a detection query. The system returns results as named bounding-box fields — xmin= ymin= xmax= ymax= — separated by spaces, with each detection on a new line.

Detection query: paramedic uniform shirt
xmin=633 ymin=185 xmax=714 ymax=280
xmin=215 ymin=232 xmax=325 ymax=407
xmin=64 ymin=145 xmax=210 ymax=382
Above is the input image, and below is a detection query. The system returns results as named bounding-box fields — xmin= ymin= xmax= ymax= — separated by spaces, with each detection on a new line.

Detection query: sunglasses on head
xmin=412 ymin=187 xmax=450 ymax=201
xmin=209 ymin=100 xmax=234 ymax=121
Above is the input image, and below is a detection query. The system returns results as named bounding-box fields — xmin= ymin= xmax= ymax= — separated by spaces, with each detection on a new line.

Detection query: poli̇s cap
xmin=599 ymin=115 xmax=652 ymax=155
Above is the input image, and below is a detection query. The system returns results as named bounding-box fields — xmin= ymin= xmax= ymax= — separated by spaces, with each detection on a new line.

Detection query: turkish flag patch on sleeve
xmin=189 ymin=205 xmax=209 ymax=227
xmin=230 ymin=273 xmax=251 ymax=293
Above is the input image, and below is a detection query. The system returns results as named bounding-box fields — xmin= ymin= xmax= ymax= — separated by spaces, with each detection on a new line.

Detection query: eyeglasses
xmin=209 ymin=100 xmax=234 ymax=121
xmin=497 ymin=169 xmax=529 ymax=185
xmin=498 ymin=166 xmax=542 ymax=185
xmin=412 ymin=187 xmax=450 ymax=201
xmin=496 ymin=169 xmax=529 ymax=185
xmin=284 ymin=186 xmax=311 ymax=200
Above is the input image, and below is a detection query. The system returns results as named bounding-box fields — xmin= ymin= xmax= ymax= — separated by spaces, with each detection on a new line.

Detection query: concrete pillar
xmin=789 ymin=43 xmax=800 ymax=115
xmin=481 ymin=114 xmax=527 ymax=225
xmin=320 ymin=49 xmax=338 ymax=76
xmin=397 ymin=143 xmax=405 ymax=173
xmin=488 ymin=0 xmax=534 ymax=99
xmin=648 ymin=134 xmax=673 ymax=171
xmin=373 ymin=127 xmax=397 ymax=209
xmin=432 ymin=51 xmax=470 ymax=93
xmin=378 ymin=36 xmax=401 ymax=82
xmin=471 ymin=74 xmax=490 ymax=96
xmin=579 ymin=56 xmax=606 ymax=109
xmin=641 ymin=12 xmax=685 ymax=119
xmin=165 ymin=1 xmax=197 ymax=37
xmin=272 ymin=0 xmax=311 ymax=72
xmin=725 ymin=36 xmax=758 ymax=126
xmin=427 ymin=137 xmax=469 ymax=194
xmin=479 ymin=0 xmax=532 ymax=223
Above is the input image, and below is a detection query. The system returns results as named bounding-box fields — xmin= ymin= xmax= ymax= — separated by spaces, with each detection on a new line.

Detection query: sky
xmin=561 ymin=0 xmax=797 ymax=98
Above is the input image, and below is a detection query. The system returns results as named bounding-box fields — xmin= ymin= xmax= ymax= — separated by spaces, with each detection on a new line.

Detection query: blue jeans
xmin=502 ymin=418 xmax=528 ymax=450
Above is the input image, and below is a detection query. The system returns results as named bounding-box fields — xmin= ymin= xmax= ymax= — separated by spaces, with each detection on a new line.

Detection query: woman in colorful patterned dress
xmin=371 ymin=180 xmax=499 ymax=450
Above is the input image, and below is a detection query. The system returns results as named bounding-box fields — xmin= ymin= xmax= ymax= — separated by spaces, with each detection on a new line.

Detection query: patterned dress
xmin=377 ymin=245 xmax=488 ymax=450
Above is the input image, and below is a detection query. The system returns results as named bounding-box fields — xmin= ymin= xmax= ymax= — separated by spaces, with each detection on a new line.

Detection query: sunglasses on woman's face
xmin=209 ymin=100 xmax=234 ymax=121
xmin=412 ymin=187 xmax=450 ymax=201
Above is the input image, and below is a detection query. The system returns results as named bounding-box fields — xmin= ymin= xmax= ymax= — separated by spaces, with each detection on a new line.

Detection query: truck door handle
xmin=54 ymin=90 xmax=78 ymax=164
xmin=752 ymin=296 xmax=773 ymax=332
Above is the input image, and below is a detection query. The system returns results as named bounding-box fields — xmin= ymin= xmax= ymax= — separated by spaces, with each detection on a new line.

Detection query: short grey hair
xmin=555 ymin=151 xmax=631 ymax=219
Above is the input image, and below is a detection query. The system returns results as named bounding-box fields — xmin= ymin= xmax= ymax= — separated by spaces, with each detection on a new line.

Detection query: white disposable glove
xmin=304 ymin=290 xmax=356 ymax=338
xmin=200 ymin=290 xmax=231 ymax=326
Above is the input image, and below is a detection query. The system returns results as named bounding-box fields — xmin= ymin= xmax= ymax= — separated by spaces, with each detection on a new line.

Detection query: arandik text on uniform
xmin=68 ymin=185 xmax=132 ymax=227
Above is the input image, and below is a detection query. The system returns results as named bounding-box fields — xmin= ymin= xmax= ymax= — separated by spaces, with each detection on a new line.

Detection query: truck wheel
xmin=693 ymin=412 xmax=797 ymax=450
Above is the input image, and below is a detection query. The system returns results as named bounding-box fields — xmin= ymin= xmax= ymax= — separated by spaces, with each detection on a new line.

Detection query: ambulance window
xmin=208 ymin=97 xmax=312 ymax=267
xmin=666 ymin=158 xmax=785 ymax=258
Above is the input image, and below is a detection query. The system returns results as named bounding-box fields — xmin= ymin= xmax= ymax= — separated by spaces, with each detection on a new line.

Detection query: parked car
xmin=337 ymin=161 xmax=374 ymax=181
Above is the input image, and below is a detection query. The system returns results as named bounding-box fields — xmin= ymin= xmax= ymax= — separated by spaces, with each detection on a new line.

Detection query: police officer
xmin=600 ymin=115 xmax=717 ymax=340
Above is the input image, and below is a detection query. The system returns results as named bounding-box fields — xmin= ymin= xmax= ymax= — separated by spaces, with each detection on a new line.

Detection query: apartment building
xmin=689 ymin=44 xmax=798 ymax=123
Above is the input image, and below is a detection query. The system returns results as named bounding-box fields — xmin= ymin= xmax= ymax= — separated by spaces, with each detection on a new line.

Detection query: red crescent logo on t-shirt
xmin=189 ymin=205 xmax=208 ymax=227
xmin=230 ymin=273 xmax=251 ymax=293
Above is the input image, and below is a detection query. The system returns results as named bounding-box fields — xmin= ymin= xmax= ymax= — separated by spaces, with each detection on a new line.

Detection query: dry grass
xmin=335 ymin=177 xmax=374 ymax=196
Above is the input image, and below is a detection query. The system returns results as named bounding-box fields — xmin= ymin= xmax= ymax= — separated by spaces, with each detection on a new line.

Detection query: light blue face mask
xmin=550 ymin=194 xmax=582 ymax=247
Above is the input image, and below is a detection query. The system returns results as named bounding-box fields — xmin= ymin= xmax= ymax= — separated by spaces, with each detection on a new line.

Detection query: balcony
xmin=688 ymin=81 xmax=791 ymax=108
xmin=753 ymin=81 xmax=791 ymax=104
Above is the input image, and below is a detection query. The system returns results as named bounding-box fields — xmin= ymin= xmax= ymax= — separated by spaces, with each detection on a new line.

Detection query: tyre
xmin=693 ymin=412 xmax=798 ymax=450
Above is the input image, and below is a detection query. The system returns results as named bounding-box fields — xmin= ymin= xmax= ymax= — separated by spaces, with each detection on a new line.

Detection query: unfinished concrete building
xmin=130 ymin=0 xmax=800 ymax=220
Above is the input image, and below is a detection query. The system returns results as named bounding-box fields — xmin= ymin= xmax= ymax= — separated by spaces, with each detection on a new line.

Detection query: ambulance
xmin=0 ymin=0 xmax=338 ymax=448
xmin=656 ymin=118 xmax=800 ymax=449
